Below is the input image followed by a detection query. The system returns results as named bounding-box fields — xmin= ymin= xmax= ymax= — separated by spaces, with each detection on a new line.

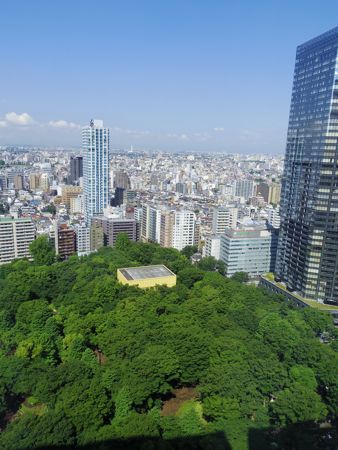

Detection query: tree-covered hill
xmin=0 ymin=237 xmax=337 ymax=449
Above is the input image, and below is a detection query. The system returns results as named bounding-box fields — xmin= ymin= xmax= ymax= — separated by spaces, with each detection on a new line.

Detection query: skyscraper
xmin=276 ymin=27 xmax=338 ymax=305
xmin=83 ymin=120 xmax=110 ymax=224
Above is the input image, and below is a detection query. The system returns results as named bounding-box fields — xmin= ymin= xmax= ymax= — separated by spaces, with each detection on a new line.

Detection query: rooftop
xmin=119 ymin=264 xmax=175 ymax=280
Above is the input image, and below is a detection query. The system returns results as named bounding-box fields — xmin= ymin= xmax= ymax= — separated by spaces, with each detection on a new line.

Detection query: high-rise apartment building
xmin=83 ymin=120 xmax=110 ymax=224
xmin=277 ymin=27 xmax=338 ymax=304
xmin=75 ymin=224 xmax=90 ymax=256
xmin=0 ymin=218 xmax=35 ymax=264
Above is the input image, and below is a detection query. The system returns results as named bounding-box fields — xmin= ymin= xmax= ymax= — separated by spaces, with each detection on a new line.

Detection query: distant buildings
xmin=83 ymin=120 xmax=110 ymax=223
xmin=277 ymin=27 xmax=338 ymax=304
xmin=0 ymin=217 xmax=35 ymax=264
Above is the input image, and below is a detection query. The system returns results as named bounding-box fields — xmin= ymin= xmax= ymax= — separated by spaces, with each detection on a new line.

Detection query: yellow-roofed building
xmin=117 ymin=264 xmax=176 ymax=288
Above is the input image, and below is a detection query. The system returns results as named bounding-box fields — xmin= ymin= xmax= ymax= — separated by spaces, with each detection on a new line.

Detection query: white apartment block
xmin=172 ymin=210 xmax=195 ymax=250
xmin=141 ymin=204 xmax=161 ymax=243
xmin=75 ymin=224 xmax=91 ymax=256
xmin=70 ymin=195 xmax=84 ymax=214
xmin=0 ymin=218 xmax=35 ymax=264
xmin=267 ymin=206 xmax=281 ymax=229
xmin=212 ymin=207 xmax=238 ymax=234
xmin=203 ymin=235 xmax=221 ymax=260
xmin=83 ymin=120 xmax=110 ymax=224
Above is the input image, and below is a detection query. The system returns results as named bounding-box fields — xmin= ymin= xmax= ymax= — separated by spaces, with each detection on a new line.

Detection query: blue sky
xmin=0 ymin=0 xmax=337 ymax=152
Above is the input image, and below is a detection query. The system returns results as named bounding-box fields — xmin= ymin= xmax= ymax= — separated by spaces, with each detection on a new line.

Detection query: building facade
xmin=69 ymin=156 xmax=83 ymax=185
xmin=0 ymin=218 xmax=35 ymax=264
xmin=276 ymin=27 xmax=338 ymax=304
xmin=220 ymin=226 xmax=275 ymax=277
xmin=83 ymin=120 xmax=110 ymax=223
xmin=91 ymin=217 xmax=139 ymax=247
xmin=212 ymin=207 xmax=238 ymax=234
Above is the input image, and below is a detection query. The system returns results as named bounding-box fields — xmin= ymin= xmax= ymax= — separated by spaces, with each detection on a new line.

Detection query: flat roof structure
xmin=117 ymin=264 xmax=176 ymax=288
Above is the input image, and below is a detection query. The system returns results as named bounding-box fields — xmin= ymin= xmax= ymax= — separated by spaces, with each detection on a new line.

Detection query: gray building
xmin=276 ymin=27 xmax=338 ymax=305
xmin=220 ymin=225 xmax=276 ymax=277
xmin=0 ymin=217 xmax=35 ymax=264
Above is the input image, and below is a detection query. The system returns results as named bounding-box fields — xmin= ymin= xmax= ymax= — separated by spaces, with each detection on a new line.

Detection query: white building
xmin=172 ymin=210 xmax=195 ymax=250
xmin=203 ymin=235 xmax=221 ymax=260
xmin=83 ymin=120 xmax=110 ymax=224
xmin=267 ymin=206 xmax=280 ymax=229
xmin=74 ymin=224 xmax=91 ymax=256
xmin=141 ymin=204 xmax=161 ymax=243
xmin=70 ymin=195 xmax=84 ymax=214
xmin=0 ymin=218 xmax=35 ymax=264
xmin=220 ymin=225 xmax=275 ymax=277
xmin=212 ymin=207 xmax=238 ymax=234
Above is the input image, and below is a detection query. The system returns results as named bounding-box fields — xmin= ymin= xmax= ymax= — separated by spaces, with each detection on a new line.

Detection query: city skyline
xmin=1 ymin=1 xmax=338 ymax=152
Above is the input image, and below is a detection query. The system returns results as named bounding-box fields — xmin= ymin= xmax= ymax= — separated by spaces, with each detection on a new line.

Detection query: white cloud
xmin=0 ymin=120 xmax=7 ymax=128
xmin=213 ymin=127 xmax=224 ymax=132
xmin=5 ymin=112 xmax=35 ymax=126
xmin=48 ymin=120 xmax=81 ymax=129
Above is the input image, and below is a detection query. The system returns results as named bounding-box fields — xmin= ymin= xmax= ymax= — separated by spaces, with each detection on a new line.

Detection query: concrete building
xmin=220 ymin=225 xmax=275 ymax=277
xmin=172 ymin=210 xmax=195 ymax=250
xmin=114 ymin=170 xmax=131 ymax=190
xmin=0 ymin=217 xmax=35 ymax=264
xmin=212 ymin=207 xmax=238 ymax=234
xmin=29 ymin=174 xmax=41 ymax=191
xmin=234 ymin=180 xmax=254 ymax=200
xmin=91 ymin=217 xmax=139 ymax=247
xmin=141 ymin=204 xmax=161 ymax=243
xmin=203 ymin=235 xmax=221 ymax=260
xmin=117 ymin=265 xmax=176 ymax=288
xmin=13 ymin=175 xmax=24 ymax=191
xmin=55 ymin=224 xmax=76 ymax=259
xmin=268 ymin=183 xmax=281 ymax=205
xmin=70 ymin=195 xmax=84 ymax=214
xmin=267 ymin=206 xmax=280 ymax=229
xmin=83 ymin=120 xmax=110 ymax=223
xmin=40 ymin=173 xmax=50 ymax=192
xmin=75 ymin=224 xmax=90 ymax=256
xmin=62 ymin=185 xmax=83 ymax=208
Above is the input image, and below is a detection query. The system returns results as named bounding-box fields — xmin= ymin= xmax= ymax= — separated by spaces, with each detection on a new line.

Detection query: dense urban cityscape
xmin=1 ymin=3 xmax=338 ymax=450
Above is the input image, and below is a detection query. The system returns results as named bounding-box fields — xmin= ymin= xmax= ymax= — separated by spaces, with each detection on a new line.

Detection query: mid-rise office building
xmin=61 ymin=185 xmax=83 ymax=208
xmin=83 ymin=120 xmax=110 ymax=223
xmin=220 ymin=225 xmax=275 ymax=277
xmin=0 ymin=217 xmax=35 ymax=264
xmin=276 ymin=27 xmax=338 ymax=304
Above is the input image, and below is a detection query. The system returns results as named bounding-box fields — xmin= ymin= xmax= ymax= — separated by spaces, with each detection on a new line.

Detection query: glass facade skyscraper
xmin=83 ymin=120 xmax=110 ymax=224
xmin=276 ymin=27 xmax=338 ymax=305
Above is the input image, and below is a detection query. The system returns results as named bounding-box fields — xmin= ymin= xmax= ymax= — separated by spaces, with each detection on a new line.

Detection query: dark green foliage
xmin=29 ymin=235 xmax=55 ymax=265
xmin=231 ymin=272 xmax=249 ymax=283
xmin=0 ymin=241 xmax=336 ymax=449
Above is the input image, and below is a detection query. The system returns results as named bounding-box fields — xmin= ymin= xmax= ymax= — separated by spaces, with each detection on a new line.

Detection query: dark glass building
xmin=69 ymin=156 xmax=83 ymax=184
xmin=276 ymin=27 xmax=338 ymax=305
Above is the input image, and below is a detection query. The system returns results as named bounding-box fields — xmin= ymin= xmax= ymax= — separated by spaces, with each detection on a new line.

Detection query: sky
xmin=0 ymin=0 xmax=338 ymax=153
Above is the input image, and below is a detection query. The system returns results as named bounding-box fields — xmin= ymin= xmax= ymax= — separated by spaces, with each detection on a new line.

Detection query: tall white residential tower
xmin=83 ymin=120 xmax=110 ymax=223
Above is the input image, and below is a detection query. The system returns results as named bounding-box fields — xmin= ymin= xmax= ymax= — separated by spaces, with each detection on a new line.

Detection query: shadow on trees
xmin=20 ymin=421 xmax=338 ymax=450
